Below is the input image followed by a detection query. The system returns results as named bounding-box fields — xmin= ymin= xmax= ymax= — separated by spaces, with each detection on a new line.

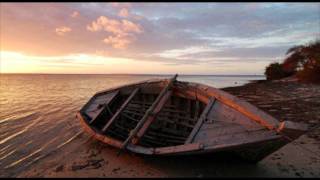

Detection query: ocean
xmin=0 ymin=74 xmax=265 ymax=176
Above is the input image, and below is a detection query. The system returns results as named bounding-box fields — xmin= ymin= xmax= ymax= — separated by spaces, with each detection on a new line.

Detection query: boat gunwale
xmin=79 ymin=78 xmax=167 ymax=117
xmin=77 ymin=111 xmax=204 ymax=155
xmin=77 ymin=111 xmax=286 ymax=156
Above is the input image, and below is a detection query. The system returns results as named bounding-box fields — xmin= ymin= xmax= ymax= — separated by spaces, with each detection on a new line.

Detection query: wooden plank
xmin=203 ymin=129 xmax=280 ymax=149
xmin=126 ymin=104 xmax=187 ymax=115
xmin=147 ymin=130 xmax=186 ymax=141
xmin=206 ymin=100 xmax=263 ymax=129
xmin=132 ymin=90 xmax=172 ymax=144
xmin=194 ymin=99 xmax=200 ymax=119
xmin=79 ymin=111 xmax=155 ymax=155
xmin=200 ymin=120 xmax=251 ymax=130
xmin=124 ymin=107 xmax=196 ymax=125
xmin=185 ymin=98 xmax=216 ymax=144
xmin=94 ymin=93 xmax=118 ymax=104
xmin=113 ymin=122 xmax=186 ymax=142
xmin=198 ymin=83 xmax=279 ymax=130
xmin=154 ymin=143 xmax=202 ymax=155
xmin=77 ymin=112 xmax=123 ymax=148
xmin=143 ymin=133 xmax=183 ymax=145
xmin=119 ymin=74 xmax=178 ymax=153
xmin=123 ymin=114 xmax=189 ymax=138
xmin=123 ymin=108 xmax=194 ymax=128
xmin=193 ymin=123 xmax=256 ymax=143
xmin=130 ymin=101 xmax=177 ymax=109
xmin=174 ymin=86 xmax=209 ymax=104
xmin=126 ymin=144 xmax=154 ymax=155
xmin=175 ymin=82 xmax=279 ymax=130
xmin=107 ymin=129 xmax=128 ymax=139
xmin=186 ymin=98 xmax=191 ymax=118
xmin=106 ymin=105 xmax=114 ymax=116
xmin=89 ymin=90 xmax=119 ymax=124
xmin=101 ymin=88 xmax=140 ymax=132
xmin=86 ymin=103 xmax=101 ymax=112
xmin=121 ymin=112 xmax=140 ymax=122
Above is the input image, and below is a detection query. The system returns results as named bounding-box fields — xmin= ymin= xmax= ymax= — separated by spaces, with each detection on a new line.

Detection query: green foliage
xmin=264 ymin=62 xmax=291 ymax=80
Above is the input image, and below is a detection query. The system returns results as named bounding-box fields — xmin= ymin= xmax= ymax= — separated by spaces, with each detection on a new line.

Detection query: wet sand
xmin=18 ymin=80 xmax=320 ymax=177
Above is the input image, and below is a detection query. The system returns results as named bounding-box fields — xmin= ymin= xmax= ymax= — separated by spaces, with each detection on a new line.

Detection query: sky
xmin=0 ymin=3 xmax=319 ymax=75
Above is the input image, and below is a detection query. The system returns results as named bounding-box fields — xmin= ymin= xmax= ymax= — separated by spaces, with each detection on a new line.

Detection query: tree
xmin=283 ymin=40 xmax=320 ymax=83
xmin=296 ymin=40 xmax=320 ymax=83
xmin=282 ymin=40 xmax=319 ymax=70
xmin=264 ymin=62 xmax=290 ymax=80
xmin=264 ymin=39 xmax=320 ymax=83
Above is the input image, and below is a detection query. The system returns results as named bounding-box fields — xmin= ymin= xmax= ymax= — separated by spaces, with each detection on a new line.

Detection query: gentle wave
xmin=0 ymin=111 xmax=39 ymax=125
xmin=5 ymin=137 xmax=59 ymax=168
xmin=0 ymin=149 xmax=17 ymax=161
xmin=0 ymin=116 xmax=41 ymax=145
xmin=0 ymin=144 xmax=12 ymax=156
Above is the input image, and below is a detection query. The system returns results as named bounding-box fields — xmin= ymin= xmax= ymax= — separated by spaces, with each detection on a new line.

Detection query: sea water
xmin=0 ymin=74 xmax=265 ymax=176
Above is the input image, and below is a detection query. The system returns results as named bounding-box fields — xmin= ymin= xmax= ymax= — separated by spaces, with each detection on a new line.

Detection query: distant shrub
xmin=264 ymin=62 xmax=291 ymax=80
xmin=264 ymin=39 xmax=320 ymax=83
xmin=284 ymin=40 xmax=320 ymax=83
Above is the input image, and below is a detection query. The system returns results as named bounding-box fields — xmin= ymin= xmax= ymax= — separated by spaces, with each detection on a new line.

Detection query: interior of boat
xmin=81 ymin=80 xmax=208 ymax=148
xmin=78 ymin=76 xmax=307 ymax=161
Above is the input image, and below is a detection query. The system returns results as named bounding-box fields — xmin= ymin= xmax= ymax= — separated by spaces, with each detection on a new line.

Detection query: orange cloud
xmin=87 ymin=16 xmax=143 ymax=49
xmin=71 ymin=11 xmax=79 ymax=18
xmin=55 ymin=26 xmax=72 ymax=36
xmin=87 ymin=16 xmax=143 ymax=34
xmin=103 ymin=35 xmax=132 ymax=49
xmin=118 ymin=8 xmax=129 ymax=18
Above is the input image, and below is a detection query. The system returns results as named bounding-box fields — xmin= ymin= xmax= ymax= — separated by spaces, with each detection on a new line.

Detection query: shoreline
xmin=16 ymin=80 xmax=320 ymax=177
xmin=222 ymin=79 xmax=320 ymax=126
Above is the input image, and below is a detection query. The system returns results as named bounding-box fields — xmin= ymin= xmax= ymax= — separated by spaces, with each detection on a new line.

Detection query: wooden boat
xmin=76 ymin=75 xmax=307 ymax=162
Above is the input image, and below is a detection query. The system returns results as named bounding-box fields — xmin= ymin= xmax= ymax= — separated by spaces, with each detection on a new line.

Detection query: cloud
xmin=55 ymin=26 xmax=72 ymax=36
xmin=87 ymin=16 xmax=143 ymax=49
xmin=87 ymin=16 xmax=143 ymax=34
xmin=153 ymin=46 xmax=220 ymax=59
xmin=2 ymin=3 xmax=319 ymax=74
xmin=118 ymin=8 xmax=129 ymax=18
xmin=103 ymin=35 xmax=133 ymax=49
xmin=71 ymin=11 xmax=79 ymax=18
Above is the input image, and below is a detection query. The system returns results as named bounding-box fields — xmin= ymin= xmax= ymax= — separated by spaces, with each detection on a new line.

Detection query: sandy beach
xmin=15 ymin=80 xmax=320 ymax=178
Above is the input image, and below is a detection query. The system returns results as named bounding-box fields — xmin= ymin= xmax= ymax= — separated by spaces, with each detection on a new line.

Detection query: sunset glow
xmin=1 ymin=3 xmax=319 ymax=74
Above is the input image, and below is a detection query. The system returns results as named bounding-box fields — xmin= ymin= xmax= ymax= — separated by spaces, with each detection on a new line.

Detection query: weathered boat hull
xmin=77 ymin=77 xmax=307 ymax=162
